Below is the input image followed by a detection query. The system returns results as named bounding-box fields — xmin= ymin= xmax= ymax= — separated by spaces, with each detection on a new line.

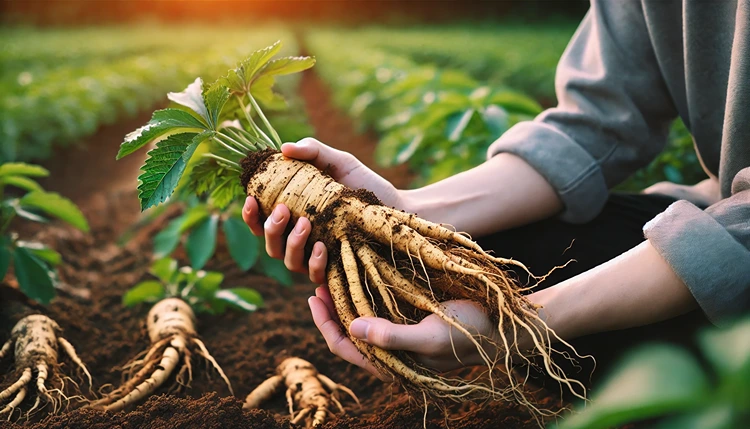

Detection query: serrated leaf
xmin=150 ymin=257 xmax=178 ymax=283
xmin=0 ymin=163 xmax=49 ymax=178
xmin=258 ymin=56 xmax=316 ymax=78
xmin=167 ymin=78 xmax=209 ymax=123
xmin=20 ymin=191 xmax=89 ymax=232
xmin=14 ymin=247 xmax=56 ymax=304
xmin=185 ymin=214 xmax=218 ymax=269
xmin=203 ymin=81 xmax=230 ymax=130
xmin=225 ymin=41 xmax=283 ymax=94
xmin=153 ymin=215 xmax=185 ymax=258
xmin=0 ymin=175 xmax=43 ymax=192
xmin=123 ymin=280 xmax=165 ymax=307
xmin=117 ymin=109 xmax=207 ymax=159
xmin=250 ymin=75 xmax=287 ymax=108
xmin=209 ymin=175 xmax=243 ymax=210
xmin=0 ymin=242 xmax=10 ymax=280
xmin=16 ymin=241 xmax=62 ymax=266
xmin=214 ymin=287 xmax=263 ymax=312
xmin=258 ymin=252 xmax=293 ymax=286
xmin=137 ymin=133 xmax=200 ymax=211
xmin=223 ymin=215 xmax=259 ymax=271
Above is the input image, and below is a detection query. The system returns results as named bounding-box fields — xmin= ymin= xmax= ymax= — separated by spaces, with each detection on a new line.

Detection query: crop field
xmin=1 ymin=16 xmax=742 ymax=429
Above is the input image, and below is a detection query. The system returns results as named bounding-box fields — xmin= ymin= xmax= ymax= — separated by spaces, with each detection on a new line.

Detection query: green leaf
xmin=149 ymin=257 xmax=178 ymax=283
xmin=258 ymin=252 xmax=293 ymax=287
xmin=13 ymin=205 xmax=48 ymax=223
xmin=116 ymin=109 xmax=207 ymax=159
xmin=0 ymin=163 xmax=49 ymax=178
xmin=698 ymin=317 xmax=750 ymax=379
xmin=195 ymin=271 xmax=224 ymax=298
xmin=653 ymin=405 xmax=737 ymax=429
xmin=555 ymin=345 xmax=709 ymax=429
xmin=20 ymin=191 xmax=89 ymax=232
xmin=209 ymin=175 xmax=244 ymax=210
xmin=185 ymin=214 xmax=218 ymax=269
xmin=225 ymin=41 xmax=283 ymax=94
xmin=446 ymin=109 xmax=475 ymax=142
xmin=203 ymin=81 xmax=230 ymax=130
xmin=0 ymin=175 xmax=43 ymax=192
xmin=481 ymin=105 xmax=510 ymax=140
xmin=137 ymin=133 xmax=200 ymax=211
xmin=17 ymin=241 xmax=62 ymax=266
xmin=178 ymin=204 xmax=211 ymax=233
xmin=214 ymin=287 xmax=264 ymax=312
xmin=153 ymin=215 xmax=185 ymax=258
xmin=167 ymin=78 xmax=209 ymax=124
xmin=258 ymin=56 xmax=316 ymax=78
xmin=122 ymin=280 xmax=165 ymax=307
xmin=13 ymin=247 xmax=56 ymax=304
xmin=250 ymin=75 xmax=287 ymax=108
xmin=223 ymin=215 xmax=259 ymax=271
xmin=0 ymin=241 xmax=10 ymax=280
xmin=489 ymin=91 xmax=543 ymax=116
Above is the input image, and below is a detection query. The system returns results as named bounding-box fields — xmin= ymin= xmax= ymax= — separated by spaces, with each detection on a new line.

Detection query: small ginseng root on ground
xmin=0 ymin=314 xmax=92 ymax=418
xmin=88 ymin=298 xmax=233 ymax=411
xmin=242 ymin=150 xmax=591 ymax=423
xmin=244 ymin=357 xmax=360 ymax=428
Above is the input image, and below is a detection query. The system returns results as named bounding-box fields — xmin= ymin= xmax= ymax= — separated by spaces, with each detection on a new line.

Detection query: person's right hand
xmin=241 ymin=137 xmax=404 ymax=283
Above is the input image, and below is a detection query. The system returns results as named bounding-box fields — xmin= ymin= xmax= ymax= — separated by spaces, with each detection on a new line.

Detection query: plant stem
xmin=248 ymin=95 xmax=282 ymax=148
xmin=224 ymin=127 xmax=260 ymax=150
xmin=212 ymin=136 xmax=246 ymax=157
xmin=202 ymin=153 xmax=241 ymax=171
xmin=236 ymin=96 xmax=275 ymax=149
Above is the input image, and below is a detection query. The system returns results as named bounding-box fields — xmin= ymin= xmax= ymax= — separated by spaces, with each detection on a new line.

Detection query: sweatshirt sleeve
xmin=487 ymin=0 xmax=677 ymax=223
xmin=644 ymin=168 xmax=750 ymax=326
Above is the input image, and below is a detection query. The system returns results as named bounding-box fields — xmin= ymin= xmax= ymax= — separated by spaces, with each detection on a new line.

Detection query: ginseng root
xmin=88 ymin=298 xmax=232 ymax=411
xmin=241 ymin=151 xmax=589 ymax=419
xmin=244 ymin=357 xmax=359 ymax=428
xmin=0 ymin=315 xmax=92 ymax=418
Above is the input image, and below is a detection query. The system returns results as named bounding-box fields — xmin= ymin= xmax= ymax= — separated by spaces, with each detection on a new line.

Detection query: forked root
xmin=0 ymin=315 xmax=93 ymax=417
xmin=88 ymin=298 xmax=233 ymax=412
xmin=243 ymin=152 xmax=593 ymax=423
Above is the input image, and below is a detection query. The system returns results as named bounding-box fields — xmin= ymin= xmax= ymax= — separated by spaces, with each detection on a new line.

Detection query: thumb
xmin=281 ymin=138 xmax=360 ymax=180
xmin=349 ymin=317 xmax=437 ymax=353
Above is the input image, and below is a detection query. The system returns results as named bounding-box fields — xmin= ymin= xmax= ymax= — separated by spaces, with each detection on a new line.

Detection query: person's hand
xmin=242 ymin=138 xmax=404 ymax=283
xmin=307 ymin=286 xmax=499 ymax=380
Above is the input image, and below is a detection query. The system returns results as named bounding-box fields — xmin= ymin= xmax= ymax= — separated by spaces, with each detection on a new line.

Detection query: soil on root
xmin=0 ymin=78 xmax=563 ymax=429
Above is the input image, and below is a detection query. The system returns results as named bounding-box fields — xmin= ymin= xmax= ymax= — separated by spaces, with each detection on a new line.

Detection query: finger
xmin=314 ymin=286 xmax=338 ymax=324
xmin=281 ymin=138 xmax=358 ymax=179
xmin=308 ymin=297 xmax=388 ymax=381
xmin=242 ymin=196 xmax=263 ymax=236
xmin=349 ymin=317 xmax=441 ymax=354
xmin=264 ymin=204 xmax=291 ymax=259
xmin=308 ymin=242 xmax=328 ymax=284
xmin=284 ymin=217 xmax=311 ymax=273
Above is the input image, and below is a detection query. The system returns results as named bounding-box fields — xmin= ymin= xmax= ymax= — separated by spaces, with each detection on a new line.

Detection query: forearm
xmin=399 ymin=153 xmax=563 ymax=237
xmin=530 ymin=240 xmax=698 ymax=342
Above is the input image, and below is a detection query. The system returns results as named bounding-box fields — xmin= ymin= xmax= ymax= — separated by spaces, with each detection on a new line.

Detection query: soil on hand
xmin=0 ymin=74 xmax=563 ymax=429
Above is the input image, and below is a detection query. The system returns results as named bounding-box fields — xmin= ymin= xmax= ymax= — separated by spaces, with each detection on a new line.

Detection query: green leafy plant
xmin=0 ymin=162 xmax=89 ymax=303
xmin=116 ymin=40 xmax=314 ymax=211
xmin=123 ymin=256 xmax=263 ymax=314
xmin=152 ymin=198 xmax=292 ymax=285
xmin=555 ymin=316 xmax=750 ymax=429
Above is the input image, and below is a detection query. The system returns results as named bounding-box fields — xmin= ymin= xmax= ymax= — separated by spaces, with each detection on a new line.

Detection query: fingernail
xmin=295 ymin=139 xmax=309 ymax=147
xmin=243 ymin=197 xmax=252 ymax=213
xmin=272 ymin=207 xmax=284 ymax=224
xmin=313 ymin=245 xmax=323 ymax=258
xmin=350 ymin=319 xmax=369 ymax=340
xmin=294 ymin=221 xmax=306 ymax=235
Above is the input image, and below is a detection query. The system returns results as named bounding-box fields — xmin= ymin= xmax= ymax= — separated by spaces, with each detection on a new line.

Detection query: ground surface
xmin=0 ymin=70 xmax=563 ymax=429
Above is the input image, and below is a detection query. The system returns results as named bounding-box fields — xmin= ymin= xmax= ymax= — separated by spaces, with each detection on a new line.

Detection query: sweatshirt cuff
xmin=643 ymin=201 xmax=750 ymax=326
xmin=487 ymin=121 xmax=609 ymax=223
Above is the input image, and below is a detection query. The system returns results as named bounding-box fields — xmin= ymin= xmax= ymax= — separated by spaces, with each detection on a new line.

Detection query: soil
xmin=0 ymin=72 xmax=564 ymax=429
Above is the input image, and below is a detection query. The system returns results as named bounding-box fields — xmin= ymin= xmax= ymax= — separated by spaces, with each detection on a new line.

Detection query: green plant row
xmin=306 ymin=26 xmax=706 ymax=190
xmin=306 ymin=31 xmax=543 ymax=186
xmin=0 ymin=26 xmax=308 ymax=164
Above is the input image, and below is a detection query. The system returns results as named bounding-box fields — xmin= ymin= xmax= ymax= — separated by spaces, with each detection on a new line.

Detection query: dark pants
xmin=475 ymin=193 xmax=710 ymax=390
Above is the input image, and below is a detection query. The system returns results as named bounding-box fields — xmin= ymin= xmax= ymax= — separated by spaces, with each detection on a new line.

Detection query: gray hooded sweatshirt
xmin=487 ymin=0 xmax=749 ymax=326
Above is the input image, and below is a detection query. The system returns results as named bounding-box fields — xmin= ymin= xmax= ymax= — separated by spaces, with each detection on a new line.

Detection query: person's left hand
xmin=308 ymin=286 xmax=499 ymax=381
